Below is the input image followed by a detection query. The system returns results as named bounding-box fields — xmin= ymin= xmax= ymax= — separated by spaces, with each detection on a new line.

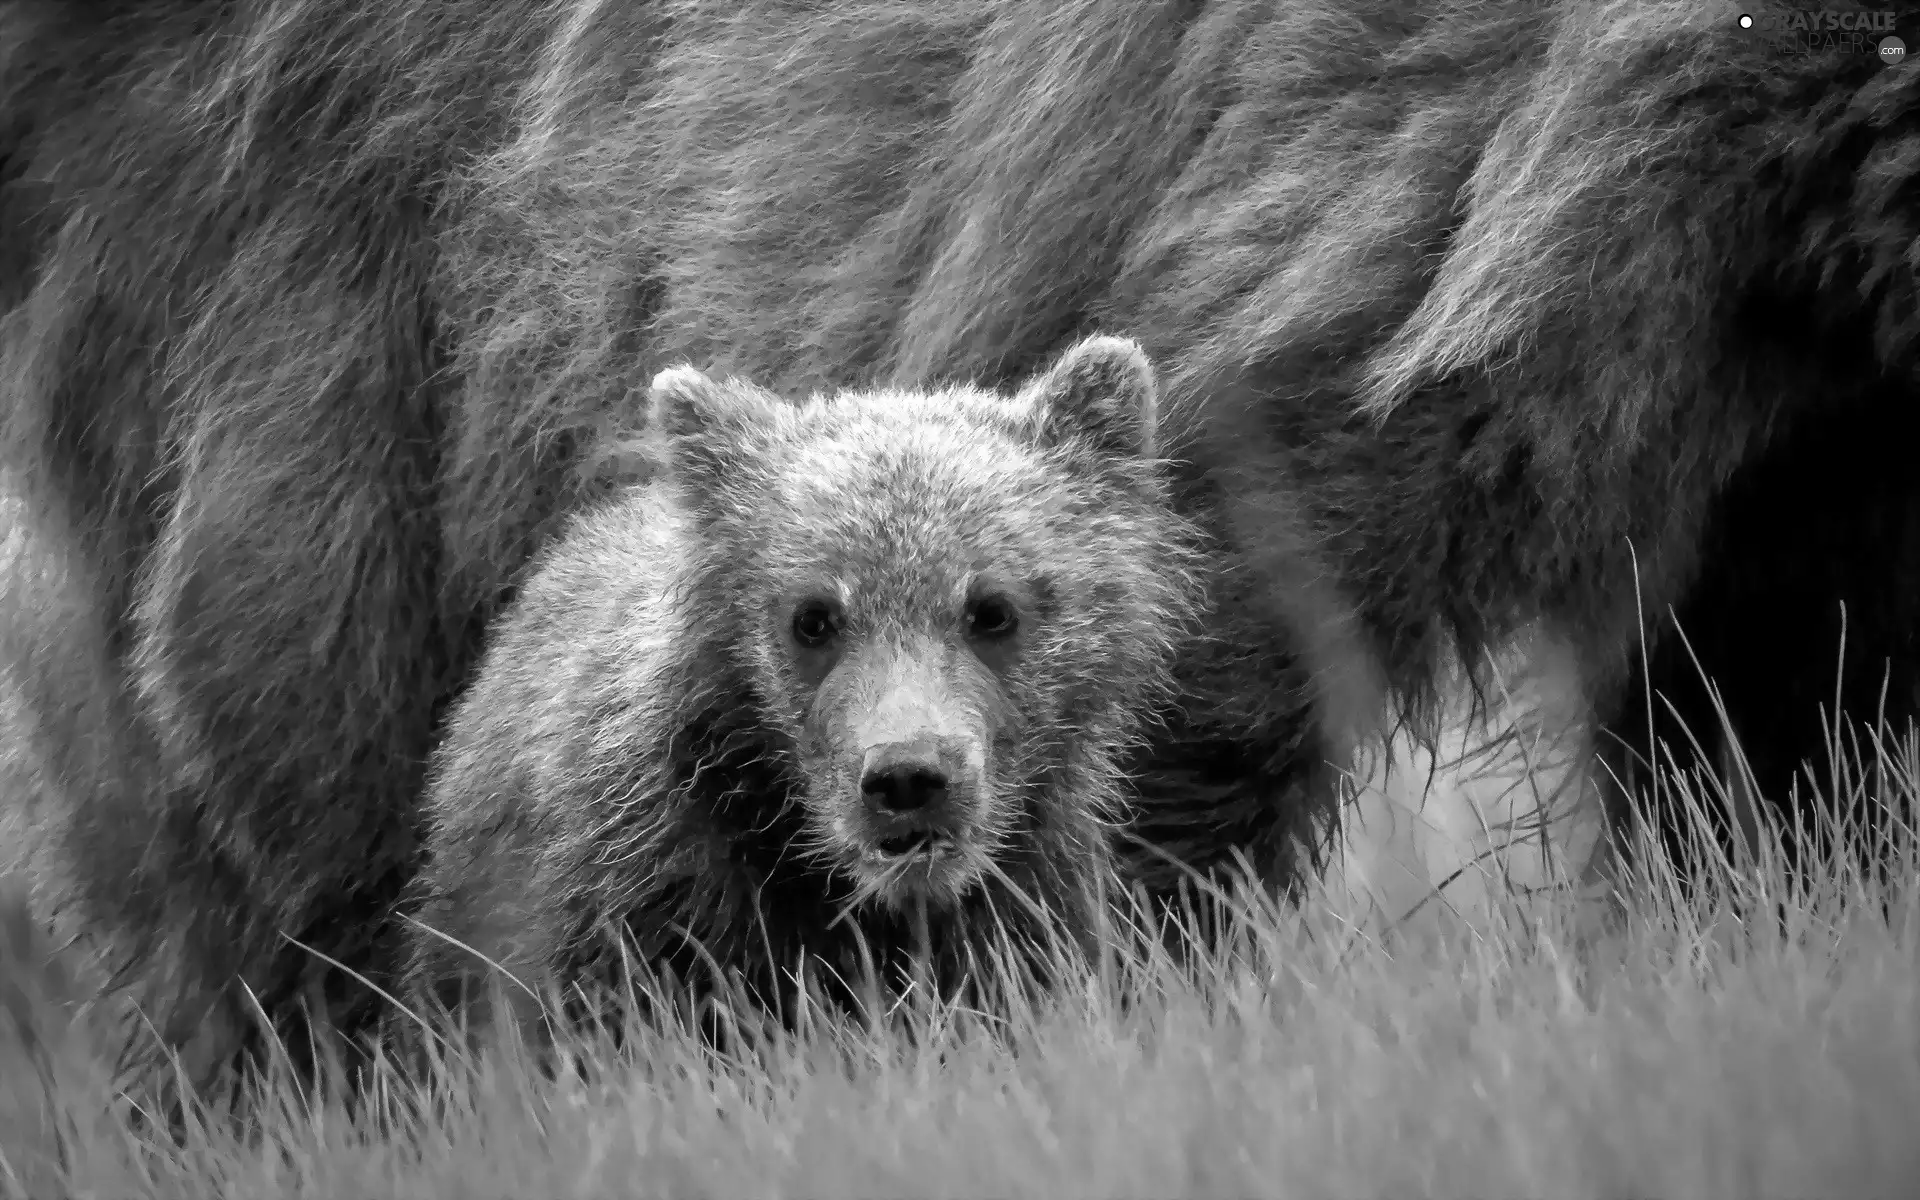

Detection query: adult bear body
xmin=3 ymin=0 xmax=1915 ymax=1078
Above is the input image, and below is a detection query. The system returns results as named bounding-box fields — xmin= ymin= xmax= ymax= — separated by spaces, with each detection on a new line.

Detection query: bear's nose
xmin=860 ymin=742 xmax=951 ymax=814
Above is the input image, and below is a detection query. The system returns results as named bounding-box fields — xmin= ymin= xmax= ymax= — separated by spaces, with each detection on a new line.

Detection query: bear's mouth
xmin=848 ymin=830 xmax=978 ymax=908
xmin=873 ymin=832 xmax=954 ymax=860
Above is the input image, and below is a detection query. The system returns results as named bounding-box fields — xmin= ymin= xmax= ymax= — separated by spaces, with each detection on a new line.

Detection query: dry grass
xmin=5 ymin=727 xmax=1918 ymax=1200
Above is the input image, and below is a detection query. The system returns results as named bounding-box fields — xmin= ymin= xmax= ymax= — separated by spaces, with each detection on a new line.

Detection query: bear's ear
xmin=645 ymin=365 xmax=782 ymax=501
xmin=1017 ymin=336 xmax=1161 ymax=461
xmin=646 ymin=365 xmax=782 ymax=441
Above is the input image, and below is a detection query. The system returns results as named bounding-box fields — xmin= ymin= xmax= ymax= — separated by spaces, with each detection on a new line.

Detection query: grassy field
xmin=4 ymin=736 xmax=1918 ymax=1200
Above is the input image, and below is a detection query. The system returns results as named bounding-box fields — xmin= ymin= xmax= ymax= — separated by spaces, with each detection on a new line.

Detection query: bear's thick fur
xmin=3 ymin=0 xmax=1915 ymax=1073
xmin=404 ymin=339 xmax=1200 ymax=1040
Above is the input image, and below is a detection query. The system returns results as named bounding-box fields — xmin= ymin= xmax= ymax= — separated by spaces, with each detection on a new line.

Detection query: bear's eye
xmin=967 ymin=595 xmax=1019 ymax=640
xmin=791 ymin=599 xmax=840 ymax=647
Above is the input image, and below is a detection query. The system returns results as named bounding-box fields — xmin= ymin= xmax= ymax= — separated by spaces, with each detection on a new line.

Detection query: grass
xmin=4 ymin=728 xmax=1918 ymax=1200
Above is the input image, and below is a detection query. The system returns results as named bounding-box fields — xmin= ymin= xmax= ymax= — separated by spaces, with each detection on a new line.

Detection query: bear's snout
xmin=860 ymin=739 xmax=953 ymax=814
xmin=854 ymin=735 xmax=982 ymax=847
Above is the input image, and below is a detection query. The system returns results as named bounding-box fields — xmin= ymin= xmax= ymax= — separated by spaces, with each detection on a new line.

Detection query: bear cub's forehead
xmin=751 ymin=442 xmax=1073 ymax=591
xmin=736 ymin=389 xmax=1097 ymax=520
xmin=702 ymin=387 xmax=1127 ymax=616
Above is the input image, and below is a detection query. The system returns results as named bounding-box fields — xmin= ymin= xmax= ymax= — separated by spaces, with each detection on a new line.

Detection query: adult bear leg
xmin=0 ymin=450 xmax=246 ymax=1090
xmin=1606 ymin=376 xmax=1920 ymax=882
xmin=0 ymin=470 xmax=160 ymax=928
xmin=123 ymin=274 xmax=455 ymax=1082
xmin=0 ymin=249 xmax=231 ymax=1065
xmin=4 ymin=196 xmax=455 ymax=1085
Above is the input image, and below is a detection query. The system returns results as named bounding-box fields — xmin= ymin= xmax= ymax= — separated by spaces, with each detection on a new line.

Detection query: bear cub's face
xmin=648 ymin=338 xmax=1193 ymax=913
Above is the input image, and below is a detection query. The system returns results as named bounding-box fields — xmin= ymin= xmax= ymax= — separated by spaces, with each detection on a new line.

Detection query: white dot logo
xmin=1738 ymin=13 xmax=1753 ymax=29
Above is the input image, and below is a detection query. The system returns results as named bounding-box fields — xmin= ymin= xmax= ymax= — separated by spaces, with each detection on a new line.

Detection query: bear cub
xmin=402 ymin=335 xmax=1201 ymax=1041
